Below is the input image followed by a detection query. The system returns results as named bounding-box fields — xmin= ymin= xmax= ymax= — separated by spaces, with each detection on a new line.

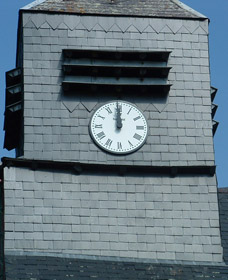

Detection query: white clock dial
xmin=89 ymin=101 xmax=148 ymax=154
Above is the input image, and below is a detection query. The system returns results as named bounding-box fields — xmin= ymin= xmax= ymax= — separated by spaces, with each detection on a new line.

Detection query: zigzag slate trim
xmin=23 ymin=14 xmax=209 ymax=35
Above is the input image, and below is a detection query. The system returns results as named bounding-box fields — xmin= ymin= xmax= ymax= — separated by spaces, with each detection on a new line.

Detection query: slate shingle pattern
xmin=4 ymin=187 xmax=228 ymax=279
xmin=27 ymin=0 xmax=204 ymax=19
xmin=5 ymin=255 xmax=228 ymax=280
xmin=218 ymin=189 xmax=228 ymax=265
xmin=21 ymin=13 xmax=213 ymax=167
xmin=3 ymin=2 xmax=222 ymax=279
xmin=0 ymin=175 xmax=4 ymax=280
xmin=4 ymin=166 xmax=223 ymax=263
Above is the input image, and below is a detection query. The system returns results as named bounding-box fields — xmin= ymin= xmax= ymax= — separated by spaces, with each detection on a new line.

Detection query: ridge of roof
xmin=20 ymin=0 xmax=207 ymax=20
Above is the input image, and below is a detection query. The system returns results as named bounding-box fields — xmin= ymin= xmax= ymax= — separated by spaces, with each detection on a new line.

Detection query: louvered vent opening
xmin=62 ymin=50 xmax=171 ymax=97
xmin=210 ymin=86 xmax=219 ymax=136
xmin=4 ymin=68 xmax=23 ymax=151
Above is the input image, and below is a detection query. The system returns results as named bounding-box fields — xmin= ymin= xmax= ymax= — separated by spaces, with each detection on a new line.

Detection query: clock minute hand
xmin=116 ymin=102 xmax=123 ymax=129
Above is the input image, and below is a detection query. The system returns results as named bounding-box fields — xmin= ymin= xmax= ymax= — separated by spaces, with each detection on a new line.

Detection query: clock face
xmin=89 ymin=101 xmax=148 ymax=154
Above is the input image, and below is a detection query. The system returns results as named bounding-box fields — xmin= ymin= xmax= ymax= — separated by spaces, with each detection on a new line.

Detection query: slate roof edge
xmin=1 ymin=157 xmax=216 ymax=176
xmin=19 ymin=0 xmax=208 ymax=21
xmin=20 ymin=9 xmax=209 ymax=21
xmin=218 ymin=187 xmax=228 ymax=193
xmin=21 ymin=0 xmax=46 ymax=10
xmin=5 ymin=249 xmax=227 ymax=267
xmin=171 ymin=0 xmax=207 ymax=19
xmin=19 ymin=8 xmax=208 ymax=21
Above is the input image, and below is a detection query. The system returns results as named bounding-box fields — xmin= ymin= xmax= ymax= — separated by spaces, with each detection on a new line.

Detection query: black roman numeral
xmin=128 ymin=140 xmax=133 ymax=147
xmin=105 ymin=107 xmax=112 ymax=114
xmin=117 ymin=142 xmax=122 ymax=150
xmin=136 ymin=126 xmax=144 ymax=130
xmin=98 ymin=115 xmax=105 ymax=120
xmin=97 ymin=131 xmax=106 ymax=140
xmin=95 ymin=124 xmax=103 ymax=129
xmin=105 ymin=139 xmax=113 ymax=147
xmin=133 ymin=116 xmax=141 ymax=121
xmin=133 ymin=133 xmax=142 ymax=141
xmin=127 ymin=108 xmax=132 ymax=115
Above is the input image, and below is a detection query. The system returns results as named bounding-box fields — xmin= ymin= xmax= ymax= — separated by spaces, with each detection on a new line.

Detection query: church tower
xmin=2 ymin=0 xmax=226 ymax=278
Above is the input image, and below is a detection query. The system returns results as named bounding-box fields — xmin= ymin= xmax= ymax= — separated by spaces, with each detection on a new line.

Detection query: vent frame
xmin=62 ymin=49 xmax=172 ymax=96
xmin=4 ymin=68 xmax=23 ymax=151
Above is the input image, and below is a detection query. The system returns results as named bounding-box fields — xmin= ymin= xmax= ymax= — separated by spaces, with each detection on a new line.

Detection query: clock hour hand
xmin=116 ymin=102 xmax=123 ymax=129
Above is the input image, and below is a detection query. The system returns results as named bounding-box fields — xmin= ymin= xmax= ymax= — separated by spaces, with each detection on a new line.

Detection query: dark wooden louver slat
xmin=6 ymin=68 xmax=22 ymax=87
xmin=6 ymin=84 xmax=22 ymax=105
xmin=213 ymin=120 xmax=219 ymax=136
xmin=210 ymin=86 xmax=219 ymax=136
xmin=63 ymin=49 xmax=171 ymax=61
xmin=210 ymin=86 xmax=217 ymax=102
xmin=212 ymin=104 xmax=218 ymax=119
xmin=62 ymin=49 xmax=172 ymax=95
xmin=63 ymin=82 xmax=171 ymax=95
xmin=4 ymin=68 xmax=23 ymax=151
xmin=63 ymin=64 xmax=171 ymax=78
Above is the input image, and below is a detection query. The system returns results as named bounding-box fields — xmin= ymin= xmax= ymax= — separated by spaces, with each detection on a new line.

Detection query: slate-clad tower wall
xmin=2 ymin=0 xmax=225 ymax=278
xmin=20 ymin=14 xmax=215 ymax=167
xmin=4 ymin=166 xmax=223 ymax=262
